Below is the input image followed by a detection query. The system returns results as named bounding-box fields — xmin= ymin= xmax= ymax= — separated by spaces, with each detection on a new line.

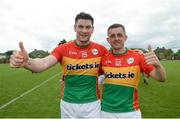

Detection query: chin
xmin=112 ymin=44 xmax=123 ymax=49
xmin=80 ymin=39 xmax=90 ymax=42
xmin=113 ymin=46 xmax=120 ymax=49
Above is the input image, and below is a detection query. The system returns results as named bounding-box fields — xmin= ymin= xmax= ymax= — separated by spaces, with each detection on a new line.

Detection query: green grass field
xmin=0 ymin=61 xmax=180 ymax=118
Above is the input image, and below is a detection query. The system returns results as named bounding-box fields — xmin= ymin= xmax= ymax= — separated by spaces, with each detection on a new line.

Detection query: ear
xmin=125 ymin=35 xmax=128 ymax=42
xmin=91 ymin=26 xmax=94 ymax=33
xmin=107 ymin=37 xmax=110 ymax=44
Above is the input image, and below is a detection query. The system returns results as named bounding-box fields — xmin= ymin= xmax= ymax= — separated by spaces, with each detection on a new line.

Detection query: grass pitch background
xmin=0 ymin=60 xmax=180 ymax=118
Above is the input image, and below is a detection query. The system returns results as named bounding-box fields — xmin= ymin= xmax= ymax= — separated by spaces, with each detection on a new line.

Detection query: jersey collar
xmin=111 ymin=47 xmax=128 ymax=56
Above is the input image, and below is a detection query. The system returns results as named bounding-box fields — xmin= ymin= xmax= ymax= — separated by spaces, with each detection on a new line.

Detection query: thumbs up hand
xmin=10 ymin=42 xmax=29 ymax=68
xmin=144 ymin=45 xmax=160 ymax=68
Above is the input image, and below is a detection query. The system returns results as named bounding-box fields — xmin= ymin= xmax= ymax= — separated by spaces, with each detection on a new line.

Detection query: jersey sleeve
xmin=98 ymin=45 xmax=107 ymax=75
xmin=51 ymin=45 xmax=64 ymax=62
xmin=102 ymin=46 xmax=108 ymax=56
xmin=98 ymin=65 xmax=104 ymax=75
xmin=139 ymin=54 xmax=155 ymax=76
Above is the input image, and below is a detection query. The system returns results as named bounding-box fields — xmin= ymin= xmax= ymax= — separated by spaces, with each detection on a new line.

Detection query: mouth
xmin=81 ymin=35 xmax=87 ymax=37
xmin=80 ymin=33 xmax=88 ymax=37
xmin=113 ymin=41 xmax=121 ymax=45
xmin=80 ymin=34 xmax=89 ymax=39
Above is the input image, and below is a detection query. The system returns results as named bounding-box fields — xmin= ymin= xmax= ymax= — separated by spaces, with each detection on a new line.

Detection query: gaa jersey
xmin=51 ymin=40 xmax=107 ymax=103
xmin=101 ymin=48 xmax=155 ymax=112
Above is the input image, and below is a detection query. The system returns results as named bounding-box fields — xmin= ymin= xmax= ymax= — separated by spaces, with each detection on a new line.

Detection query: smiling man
xmin=100 ymin=23 xmax=166 ymax=118
xmin=9 ymin=12 xmax=107 ymax=118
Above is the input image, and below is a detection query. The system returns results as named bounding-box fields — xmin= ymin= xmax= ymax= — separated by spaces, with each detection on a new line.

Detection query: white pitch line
xmin=0 ymin=73 xmax=60 ymax=110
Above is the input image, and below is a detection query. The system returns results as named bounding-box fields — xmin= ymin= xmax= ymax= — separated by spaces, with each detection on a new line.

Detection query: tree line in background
xmin=0 ymin=39 xmax=179 ymax=64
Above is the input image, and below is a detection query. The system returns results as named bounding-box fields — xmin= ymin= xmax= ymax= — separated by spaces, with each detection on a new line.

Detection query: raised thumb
xmin=19 ymin=41 xmax=26 ymax=53
xmin=148 ymin=44 xmax=152 ymax=52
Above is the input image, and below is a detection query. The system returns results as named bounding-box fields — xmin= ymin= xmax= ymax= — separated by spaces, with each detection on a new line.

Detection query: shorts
xmin=100 ymin=110 xmax=142 ymax=119
xmin=61 ymin=99 xmax=100 ymax=118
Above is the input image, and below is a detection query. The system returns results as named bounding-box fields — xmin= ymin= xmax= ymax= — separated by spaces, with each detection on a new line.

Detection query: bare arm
xmin=24 ymin=55 xmax=58 ymax=73
xmin=10 ymin=42 xmax=58 ymax=73
xmin=149 ymin=64 xmax=166 ymax=82
xmin=144 ymin=45 xmax=166 ymax=82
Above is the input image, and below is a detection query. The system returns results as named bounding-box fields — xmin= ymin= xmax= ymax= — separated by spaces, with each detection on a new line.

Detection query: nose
xmin=114 ymin=35 xmax=120 ymax=40
xmin=81 ymin=28 xmax=88 ymax=33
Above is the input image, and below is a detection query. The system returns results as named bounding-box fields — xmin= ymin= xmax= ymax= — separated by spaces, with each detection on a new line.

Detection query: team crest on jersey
xmin=127 ymin=57 xmax=134 ymax=64
xmin=92 ymin=49 xmax=98 ymax=55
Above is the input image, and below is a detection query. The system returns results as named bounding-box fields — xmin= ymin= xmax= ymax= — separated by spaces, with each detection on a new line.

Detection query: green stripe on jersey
xmin=63 ymin=75 xmax=98 ymax=103
xmin=101 ymin=84 xmax=136 ymax=112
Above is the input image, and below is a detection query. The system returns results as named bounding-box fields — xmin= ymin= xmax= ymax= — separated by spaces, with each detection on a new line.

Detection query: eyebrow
xmin=77 ymin=24 xmax=92 ymax=28
xmin=109 ymin=33 xmax=123 ymax=36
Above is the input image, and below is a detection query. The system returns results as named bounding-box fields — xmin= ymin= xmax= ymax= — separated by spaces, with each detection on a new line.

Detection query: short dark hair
xmin=107 ymin=23 xmax=126 ymax=35
xmin=75 ymin=12 xmax=94 ymax=25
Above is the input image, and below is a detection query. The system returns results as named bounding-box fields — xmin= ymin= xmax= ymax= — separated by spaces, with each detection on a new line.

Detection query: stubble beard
xmin=77 ymin=35 xmax=91 ymax=45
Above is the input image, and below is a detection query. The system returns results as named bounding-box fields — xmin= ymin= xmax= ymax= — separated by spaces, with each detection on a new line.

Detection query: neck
xmin=112 ymin=47 xmax=127 ymax=55
xmin=75 ymin=39 xmax=90 ymax=47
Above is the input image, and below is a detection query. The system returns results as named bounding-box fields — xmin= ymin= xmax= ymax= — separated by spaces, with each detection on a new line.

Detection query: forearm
xmin=154 ymin=64 xmax=166 ymax=82
xmin=24 ymin=55 xmax=58 ymax=73
xmin=24 ymin=58 xmax=48 ymax=73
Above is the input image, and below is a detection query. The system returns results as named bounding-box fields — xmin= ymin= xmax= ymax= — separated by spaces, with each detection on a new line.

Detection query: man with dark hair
xmin=100 ymin=23 xmax=166 ymax=118
xmin=10 ymin=12 xmax=107 ymax=118
xmin=75 ymin=12 xmax=94 ymax=25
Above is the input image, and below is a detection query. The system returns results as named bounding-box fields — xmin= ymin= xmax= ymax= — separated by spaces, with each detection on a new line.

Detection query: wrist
xmin=154 ymin=63 xmax=162 ymax=69
xmin=24 ymin=58 xmax=31 ymax=68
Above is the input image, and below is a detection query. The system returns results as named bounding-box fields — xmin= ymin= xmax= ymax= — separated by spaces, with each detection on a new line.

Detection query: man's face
xmin=107 ymin=27 xmax=127 ymax=50
xmin=74 ymin=19 xmax=94 ymax=43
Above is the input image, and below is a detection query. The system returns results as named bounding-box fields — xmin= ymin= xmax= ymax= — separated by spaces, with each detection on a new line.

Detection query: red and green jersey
xmin=101 ymin=48 xmax=155 ymax=112
xmin=51 ymin=40 xmax=107 ymax=103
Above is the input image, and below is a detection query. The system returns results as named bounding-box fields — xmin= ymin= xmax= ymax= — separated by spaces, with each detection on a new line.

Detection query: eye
xmin=109 ymin=33 xmax=123 ymax=39
xmin=78 ymin=25 xmax=83 ymax=29
xmin=86 ymin=26 xmax=91 ymax=30
xmin=109 ymin=34 xmax=116 ymax=39
xmin=117 ymin=33 xmax=122 ymax=37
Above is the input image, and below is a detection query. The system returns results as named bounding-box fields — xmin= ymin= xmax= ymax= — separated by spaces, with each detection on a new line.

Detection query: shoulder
xmin=101 ymin=51 xmax=113 ymax=66
xmin=128 ymin=49 xmax=138 ymax=54
xmin=91 ymin=41 xmax=106 ymax=49
xmin=55 ymin=41 xmax=74 ymax=49
xmin=127 ymin=49 xmax=143 ymax=57
xmin=90 ymin=41 xmax=108 ymax=53
xmin=102 ymin=51 xmax=112 ymax=60
xmin=61 ymin=41 xmax=74 ymax=47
